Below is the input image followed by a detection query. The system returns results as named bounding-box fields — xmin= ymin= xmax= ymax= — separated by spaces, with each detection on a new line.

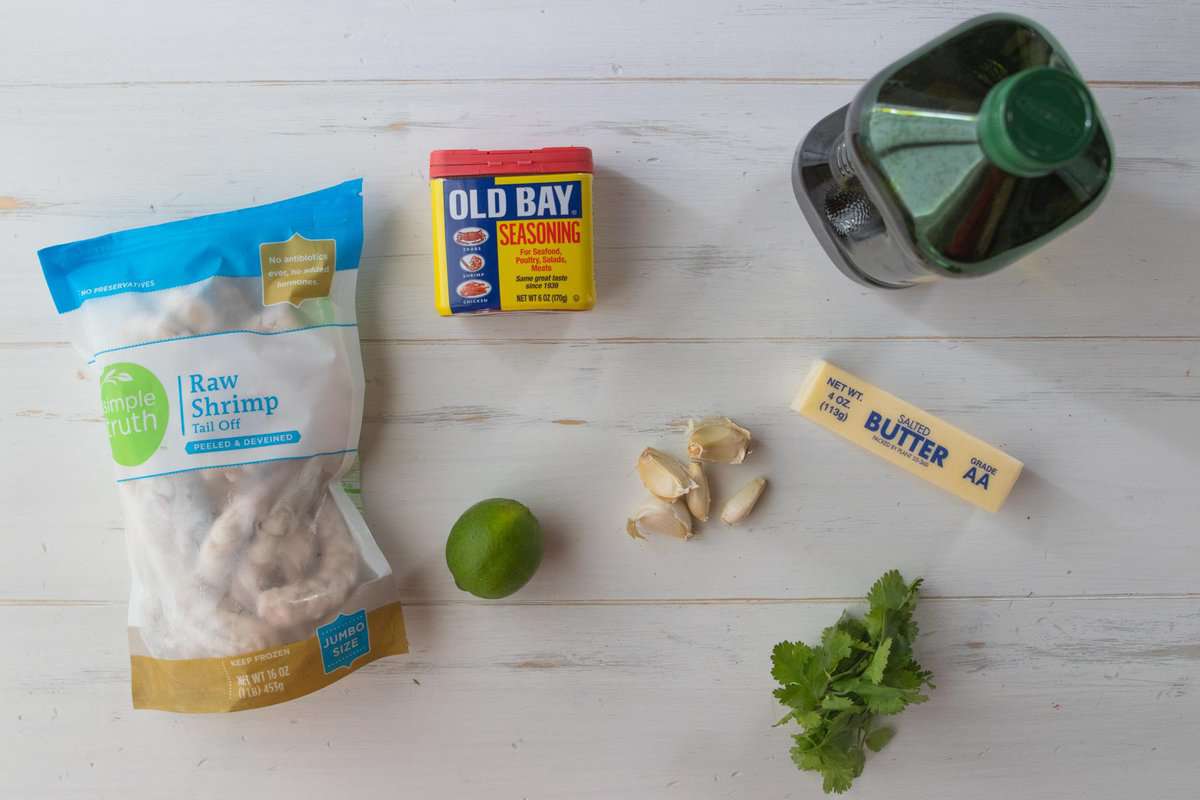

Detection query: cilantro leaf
xmin=820 ymin=627 xmax=854 ymax=671
xmin=776 ymin=708 xmax=823 ymax=729
xmin=828 ymin=675 xmax=859 ymax=693
xmin=864 ymin=603 xmax=888 ymax=643
xmin=904 ymin=578 xmax=924 ymax=610
xmin=773 ymin=643 xmax=830 ymax=714
xmin=883 ymin=664 xmax=929 ymax=691
xmin=867 ymin=570 xmax=910 ymax=612
xmin=847 ymin=681 xmax=908 ymax=714
xmin=791 ymin=720 xmax=865 ymax=795
xmin=833 ymin=611 xmax=868 ymax=642
xmin=865 ymin=727 xmax=896 ymax=753
xmin=819 ymin=695 xmax=859 ymax=711
xmin=771 ymin=571 xmax=932 ymax=794
xmin=890 ymin=617 xmax=919 ymax=661
xmin=774 ymin=681 xmax=823 ymax=714
xmin=771 ymin=641 xmax=816 ymax=685
xmin=863 ymin=637 xmax=892 ymax=684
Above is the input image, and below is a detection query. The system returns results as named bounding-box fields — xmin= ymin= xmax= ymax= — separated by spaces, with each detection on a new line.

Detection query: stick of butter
xmin=791 ymin=360 xmax=1022 ymax=512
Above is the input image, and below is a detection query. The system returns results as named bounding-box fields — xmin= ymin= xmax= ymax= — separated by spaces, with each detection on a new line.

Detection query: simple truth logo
xmin=100 ymin=362 xmax=168 ymax=466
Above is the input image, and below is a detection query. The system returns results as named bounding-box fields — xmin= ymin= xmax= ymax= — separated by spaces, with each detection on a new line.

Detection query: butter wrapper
xmin=792 ymin=359 xmax=1022 ymax=511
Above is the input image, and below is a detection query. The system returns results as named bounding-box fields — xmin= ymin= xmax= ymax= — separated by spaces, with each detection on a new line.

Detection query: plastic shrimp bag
xmin=38 ymin=180 xmax=406 ymax=712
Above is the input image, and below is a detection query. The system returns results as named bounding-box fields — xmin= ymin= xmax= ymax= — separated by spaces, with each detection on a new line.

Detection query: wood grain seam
xmin=0 ymin=77 xmax=1195 ymax=90
xmin=5 ymin=593 xmax=1200 ymax=609
xmin=9 ymin=335 xmax=1200 ymax=351
xmin=358 ymin=335 xmax=1200 ymax=346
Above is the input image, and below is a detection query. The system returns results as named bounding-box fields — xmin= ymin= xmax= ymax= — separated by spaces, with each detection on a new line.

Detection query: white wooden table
xmin=3 ymin=3 xmax=1198 ymax=798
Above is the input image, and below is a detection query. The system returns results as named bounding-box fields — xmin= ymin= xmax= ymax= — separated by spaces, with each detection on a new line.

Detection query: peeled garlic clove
xmin=687 ymin=417 xmax=753 ymax=464
xmin=685 ymin=462 xmax=710 ymax=522
xmin=637 ymin=447 xmax=697 ymax=499
xmin=720 ymin=477 xmax=767 ymax=525
xmin=627 ymin=497 xmax=693 ymax=540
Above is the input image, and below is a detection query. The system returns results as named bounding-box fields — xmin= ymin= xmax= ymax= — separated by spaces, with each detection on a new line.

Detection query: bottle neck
xmin=977 ymin=67 xmax=1097 ymax=178
xmin=829 ymin=134 xmax=857 ymax=183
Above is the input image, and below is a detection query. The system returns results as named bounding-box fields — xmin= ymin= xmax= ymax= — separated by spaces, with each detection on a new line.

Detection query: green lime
xmin=445 ymin=498 xmax=543 ymax=599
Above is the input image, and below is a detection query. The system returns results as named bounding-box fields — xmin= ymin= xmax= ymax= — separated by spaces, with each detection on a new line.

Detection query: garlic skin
xmin=685 ymin=462 xmax=710 ymax=522
xmin=637 ymin=447 xmax=697 ymax=499
xmin=720 ymin=477 xmax=767 ymax=525
xmin=627 ymin=497 xmax=693 ymax=540
xmin=687 ymin=417 xmax=753 ymax=464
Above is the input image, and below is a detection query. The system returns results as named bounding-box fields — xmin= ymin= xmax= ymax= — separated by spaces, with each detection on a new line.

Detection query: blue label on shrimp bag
xmin=317 ymin=609 xmax=370 ymax=673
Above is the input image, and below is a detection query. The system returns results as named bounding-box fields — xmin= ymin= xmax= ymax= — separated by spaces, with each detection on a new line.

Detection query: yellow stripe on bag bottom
xmin=131 ymin=601 xmax=408 ymax=713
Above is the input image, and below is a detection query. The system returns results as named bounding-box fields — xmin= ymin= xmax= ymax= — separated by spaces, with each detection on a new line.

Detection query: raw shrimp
xmin=40 ymin=180 xmax=406 ymax=711
xmin=256 ymin=497 xmax=363 ymax=629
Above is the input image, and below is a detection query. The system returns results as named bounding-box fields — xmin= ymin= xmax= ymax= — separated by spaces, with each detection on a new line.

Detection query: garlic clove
xmin=637 ymin=447 xmax=697 ymax=499
xmin=685 ymin=462 xmax=710 ymax=522
xmin=720 ymin=477 xmax=767 ymax=525
xmin=627 ymin=497 xmax=693 ymax=540
xmin=687 ymin=417 xmax=753 ymax=464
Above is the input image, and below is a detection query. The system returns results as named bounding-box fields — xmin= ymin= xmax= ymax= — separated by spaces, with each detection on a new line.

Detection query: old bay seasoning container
xmin=430 ymin=147 xmax=595 ymax=314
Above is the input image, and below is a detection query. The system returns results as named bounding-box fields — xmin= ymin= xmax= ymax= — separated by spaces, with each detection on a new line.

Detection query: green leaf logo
xmin=99 ymin=362 xmax=168 ymax=467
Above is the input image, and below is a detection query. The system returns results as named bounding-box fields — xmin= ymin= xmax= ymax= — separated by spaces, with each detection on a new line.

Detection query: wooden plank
xmin=5 ymin=4 xmax=1194 ymax=796
xmin=1 ymin=598 xmax=1196 ymax=799
xmin=1 ymin=1 xmax=1197 ymax=84
xmin=4 ymin=338 xmax=1196 ymax=602
xmin=3 ymin=81 xmax=1197 ymax=343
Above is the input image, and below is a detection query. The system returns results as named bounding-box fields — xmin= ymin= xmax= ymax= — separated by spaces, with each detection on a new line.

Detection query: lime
xmin=445 ymin=498 xmax=543 ymax=599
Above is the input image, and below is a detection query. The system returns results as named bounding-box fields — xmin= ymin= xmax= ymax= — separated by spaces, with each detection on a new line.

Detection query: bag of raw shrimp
xmin=38 ymin=180 xmax=407 ymax=712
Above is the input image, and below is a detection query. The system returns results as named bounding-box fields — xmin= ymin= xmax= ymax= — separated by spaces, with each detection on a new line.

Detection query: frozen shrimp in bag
xmin=38 ymin=180 xmax=406 ymax=712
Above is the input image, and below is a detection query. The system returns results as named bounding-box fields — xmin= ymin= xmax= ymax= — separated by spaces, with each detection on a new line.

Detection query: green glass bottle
xmin=794 ymin=14 xmax=1114 ymax=287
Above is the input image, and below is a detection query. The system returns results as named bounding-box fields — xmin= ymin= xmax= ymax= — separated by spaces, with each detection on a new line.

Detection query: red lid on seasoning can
xmin=429 ymin=147 xmax=593 ymax=178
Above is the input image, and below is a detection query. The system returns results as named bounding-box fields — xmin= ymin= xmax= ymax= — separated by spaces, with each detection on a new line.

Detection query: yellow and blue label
xmin=432 ymin=172 xmax=595 ymax=314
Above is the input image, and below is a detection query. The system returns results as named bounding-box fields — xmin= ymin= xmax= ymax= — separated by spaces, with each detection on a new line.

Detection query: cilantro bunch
xmin=771 ymin=571 xmax=933 ymax=794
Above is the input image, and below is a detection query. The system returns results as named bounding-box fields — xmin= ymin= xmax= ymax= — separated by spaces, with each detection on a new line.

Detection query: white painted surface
xmin=1 ymin=1 xmax=1196 ymax=82
xmin=0 ymin=81 xmax=1196 ymax=341
xmin=3 ymin=600 xmax=1198 ymax=799
xmin=2 ymin=3 xmax=1198 ymax=798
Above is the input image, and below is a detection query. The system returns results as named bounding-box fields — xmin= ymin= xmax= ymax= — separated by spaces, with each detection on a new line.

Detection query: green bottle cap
xmin=977 ymin=66 xmax=1097 ymax=178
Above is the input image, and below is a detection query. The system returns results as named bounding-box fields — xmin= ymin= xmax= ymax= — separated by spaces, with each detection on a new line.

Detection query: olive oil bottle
xmin=794 ymin=14 xmax=1113 ymax=287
